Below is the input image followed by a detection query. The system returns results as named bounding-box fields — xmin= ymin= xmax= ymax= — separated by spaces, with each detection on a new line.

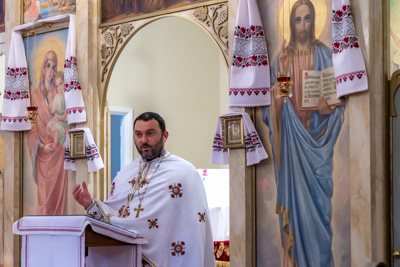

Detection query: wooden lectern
xmin=13 ymin=215 xmax=147 ymax=267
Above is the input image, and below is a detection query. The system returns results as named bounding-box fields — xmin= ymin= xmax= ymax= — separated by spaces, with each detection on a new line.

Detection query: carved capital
xmin=193 ymin=3 xmax=228 ymax=55
xmin=100 ymin=23 xmax=134 ymax=83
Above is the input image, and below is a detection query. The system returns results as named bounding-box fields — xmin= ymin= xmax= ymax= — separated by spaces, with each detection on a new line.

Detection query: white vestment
xmin=86 ymin=151 xmax=215 ymax=267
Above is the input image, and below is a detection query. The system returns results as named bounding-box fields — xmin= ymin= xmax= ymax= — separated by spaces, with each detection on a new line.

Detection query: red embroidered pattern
xmin=4 ymin=90 xmax=29 ymax=100
xmin=232 ymin=54 xmax=269 ymax=68
xmin=213 ymin=133 xmax=227 ymax=153
xmin=214 ymin=241 xmax=230 ymax=262
xmin=332 ymin=5 xmax=359 ymax=54
xmin=128 ymin=177 xmax=137 ymax=188
xmin=118 ymin=204 xmax=130 ymax=218
xmin=86 ymin=144 xmax=100 ymax=161
xmin=234 ymin=25 xmax=264 ymax=39
xmin=64 ymin=57 xmax=82 ymax=92
xmin=64 ymin=80 xmax=82 ymax=92
xmin=66 ymin=107 xmax=85 ymax=114
xmin=332 ymin=5 xmax=352 ymax=23
xmin=169 ymin=183 xmax=183 ymax=198
xmin=148 ymin=218 xmax=159 ymax=229
xmin=198 ymin=212 xmax=206 ymax=222
xmin=1 ymin=116 xmax=28 ymax=123
xmin=332 ymin=36 xmax=359 ymax=54
xmin=64 ymin=56 xmax=77 ymax=68
xmin=7 ymin=67 xmax=28 ymax=77
xmin=64 ymin=144 xmax=99 ymax=163
xmin=335 ymin=70 xmax=366 ymax=84
xmin=229 ymin=88 xmax=270 ymax=96
xmin=245 ymin=131 xmax=263 ymax=153
xmin=171 ymin=241 xmax=186 ymax=256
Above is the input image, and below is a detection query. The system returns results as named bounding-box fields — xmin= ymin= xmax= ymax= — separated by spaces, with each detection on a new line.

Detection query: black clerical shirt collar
xmin=141 ymin=150 xmax=167 ymax=163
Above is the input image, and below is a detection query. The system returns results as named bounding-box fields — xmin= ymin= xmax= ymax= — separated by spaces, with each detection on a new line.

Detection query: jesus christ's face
xmin=134 ymin=119 xmax=169 ymax=160
xmin=294 ymin=4 xmax=312 ymax=45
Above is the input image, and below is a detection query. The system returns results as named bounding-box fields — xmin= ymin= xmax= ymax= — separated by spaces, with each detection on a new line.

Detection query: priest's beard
xmin=136 ymin=136 xmax=164 ymax=161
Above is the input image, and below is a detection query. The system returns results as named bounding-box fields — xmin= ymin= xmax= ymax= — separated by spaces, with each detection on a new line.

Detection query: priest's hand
xmin=72 ymin=182 xmax=92 ymax=208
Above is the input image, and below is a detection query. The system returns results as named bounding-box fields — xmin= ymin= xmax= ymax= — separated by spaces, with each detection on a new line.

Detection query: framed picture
xmin=222 ymin=115 xmax=245 ymax=149
xmin=23 ymin=28 xmax=71 ymax=216
xmin=22 ymin=0 xmax=76 ymax=24
xmin=70 ymin=130 xmax=86 ymax=159
xmin=100 ymin=0 xmax=226 ymax=26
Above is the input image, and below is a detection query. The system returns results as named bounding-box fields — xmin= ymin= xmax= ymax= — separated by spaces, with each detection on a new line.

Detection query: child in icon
xmin=47 ymin=71 xmax=70 ymax=146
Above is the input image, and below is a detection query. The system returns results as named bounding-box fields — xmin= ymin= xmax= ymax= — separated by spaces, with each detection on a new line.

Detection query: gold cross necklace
xmin=132 ymin=152 xmax=170 ymax=218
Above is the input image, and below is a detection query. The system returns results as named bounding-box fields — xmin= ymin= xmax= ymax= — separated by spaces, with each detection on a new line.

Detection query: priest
xmin=73 ymin=112 xmax=215 ymax=267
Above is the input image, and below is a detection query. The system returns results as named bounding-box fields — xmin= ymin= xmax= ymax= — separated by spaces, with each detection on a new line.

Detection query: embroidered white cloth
xmin=0 ymin=14 xmax=86 ymax=131
xmin=86 ymin=151 xmax=216 ymax=267
xmin=0 ymin=30 xmax=31 ymax=131
xmin=211 ymin=112 xmax=268 ymax=166
xmin=64 ymin=15 xmax=86 ymax=124
xmin=229 ymin=0 xmax=271 ymax=107
xmin=13 ymin=215 xmax=146 ymax=267
xmin=64 ymin=127 xmax=104 ymax=172
xmin=332 ymin=0 xmax=368 ymax=98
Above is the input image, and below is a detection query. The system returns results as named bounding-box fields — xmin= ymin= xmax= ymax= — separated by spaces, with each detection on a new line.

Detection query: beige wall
xmin=107 ymin=16 xmax=229 ymax=169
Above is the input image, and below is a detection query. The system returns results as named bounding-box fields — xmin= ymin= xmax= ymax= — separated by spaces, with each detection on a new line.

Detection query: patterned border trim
xmin=234 ymin=25 xmax=265 ymax=39
xmin=229 ymin=88 xmax=270 ymax=96
xmin=3 ymin=90 xmax=29 ymax=100
xmin=64 ymin=80 xmax=82 ymax=92
xmin=65 ymin=144 xmax=100 ymax=162
xmin=245 ymin=131 xmax=263 ymax=153
xmin=232 ymin=54 xmax=269 ymax=68
xmin=332 ymin=5 xmax=352 ymax=23
xmin=2 ymin=116 xmax=28 ymax=123
xmin=335 ymin=70 xmax=367 ymax=84
xmin=6 ymin=67 xmax=28 ymax=77
xmin=86 ymin=144 xmax=100 ymax=161
xmin=332 ymin=36 xmax=359 ymax=54
xmin=212 ymin=134 xmax=226 ymax=152
xmin=332 ymin=4 xmax=359 ymax=54
xmin=66 ymin=107 xmax=85 ymax=114
xmin=64 ymin=56 xmax=82 ymax=92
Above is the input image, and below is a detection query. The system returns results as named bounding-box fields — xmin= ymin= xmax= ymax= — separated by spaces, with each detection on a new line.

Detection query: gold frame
xmin=221 ymin=115 xmax=245 ymax=149
xmin=69 ymin=130 xmax=86 ymax=159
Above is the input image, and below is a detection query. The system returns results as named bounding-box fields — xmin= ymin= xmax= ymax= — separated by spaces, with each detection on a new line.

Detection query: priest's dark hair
xmin=134 ymin=112 xmax=166 ymax=134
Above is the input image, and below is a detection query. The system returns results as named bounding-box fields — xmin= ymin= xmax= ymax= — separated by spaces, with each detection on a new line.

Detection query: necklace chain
xmin=121 ymin=152 xmax=170 ymax=218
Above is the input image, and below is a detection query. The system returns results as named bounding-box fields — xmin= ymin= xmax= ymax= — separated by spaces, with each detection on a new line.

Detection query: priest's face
xmin=134 ymin=119 xmax=169 ymax=160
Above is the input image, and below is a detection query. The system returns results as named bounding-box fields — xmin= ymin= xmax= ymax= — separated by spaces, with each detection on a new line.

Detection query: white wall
xmin=107 ymin=16 xmax=229 ymax=169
